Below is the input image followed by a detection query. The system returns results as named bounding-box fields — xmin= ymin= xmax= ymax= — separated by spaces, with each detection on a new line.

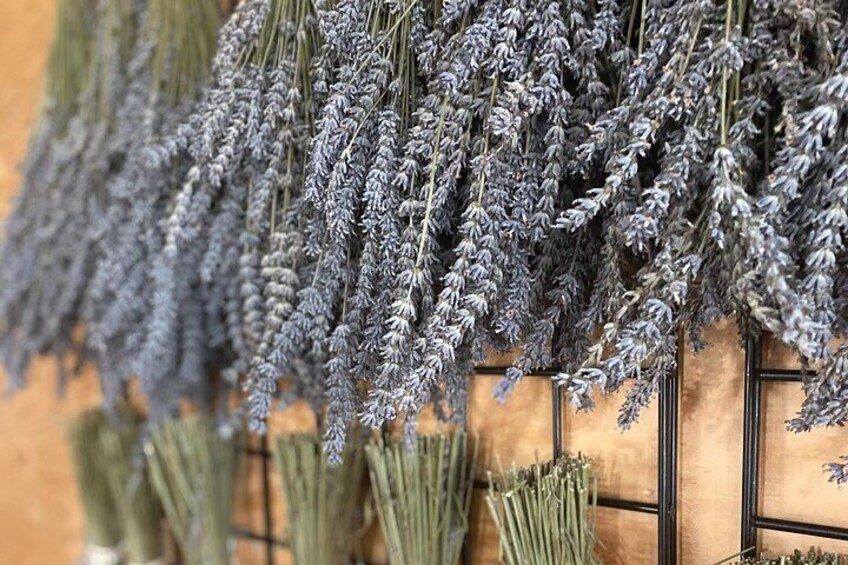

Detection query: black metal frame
xmin=235 ymin=365 xmax=680 ymax=565
xmin=741 ymin=337 xmax=848 ymax=555
xmin=235 ymin=434 xmax=283 ymax=564
xmin=471 ymin=366 xmax=678 ymax=565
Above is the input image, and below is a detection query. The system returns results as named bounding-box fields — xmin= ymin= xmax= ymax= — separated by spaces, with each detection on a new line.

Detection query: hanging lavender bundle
xmin=249 ymin=0 xmax=426 ymax=454
xmin=552 ymin=0 xmax=848 ymax=482
xmin=4 ymin=0 xmax=847 ymax=484
xmin=244 ymin=0 xmax=848 ymax=481
xmin=84 ymin=0 xmax=222 ymax=416
xmin=0 ymin=0 xmax=141 ymax=390
xmin=246 ymin=0 xmax=628 ymax=462
xmin=128 ymin=0 xmax=323 ymax=421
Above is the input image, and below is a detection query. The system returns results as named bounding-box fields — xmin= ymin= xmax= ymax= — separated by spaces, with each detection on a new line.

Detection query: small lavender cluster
xmin=2 ymin=0 xmax=848 ymax=481
xmin=738 ymin=548 xmax=847 ymax=565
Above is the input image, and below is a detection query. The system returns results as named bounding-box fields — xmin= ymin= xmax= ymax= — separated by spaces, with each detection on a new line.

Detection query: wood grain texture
xmin=564 ymin=387 xmax=659 ymax=503
xmin=678 ymin=318 xmax=746 ymax=564
xmin=469 ymin=374 xmax=554 ymax=476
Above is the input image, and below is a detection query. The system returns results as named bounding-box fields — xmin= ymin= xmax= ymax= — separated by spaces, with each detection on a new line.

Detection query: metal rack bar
xmin=659 ymin=367 xmax=679 ymax=565
xmin=474 ymin=362 xmax=677 ymax=564
xmin=234 ymin=437 xmax=279 ymax=562
xmin=741 ymin=337 xmax=847 ymax=552
xmin=757 ymin=369 xmax=805 ymax=383
xmin=472 ymin=366 xmax=563 ymax=377
xmin=233 ymin=528 xmax=285 ymax=547
xmin=553 ymin=380 xmax=563 ymax=460
xmin=260 ymin=434 xmax=275 ymax=565
xmin=240 ymin=362 xmax=679 ymax=564
xmin=598 ymin=497 xmax=660 ymax=514
xmin=753 ymin=517 xmax=848 ymax=541
xmin=741 ymin=336 xmax=762 ymax=551
xmin=243 ymin=446 xmax=272 ymax=459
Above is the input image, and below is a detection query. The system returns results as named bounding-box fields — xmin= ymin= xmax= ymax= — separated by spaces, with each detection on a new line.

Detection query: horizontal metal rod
xmin=756 ymin=369 xmax=806 ymax=382
xmin=473 ymin=366 xmax=561 ymax=377
xmin=473 ymin=478 xmax=490 ymax=490
xmin=597 ymin=496 xmax=660 ymax=515
xmin=234 ymin=529 xmax=382 ymax=565
xmin=753 ymin=516 xmax=848 ymax=541
xmin=233 ymin=528 xmax=287 ymax=547
xmin=240 ymin=445 xmax=272 ymax=458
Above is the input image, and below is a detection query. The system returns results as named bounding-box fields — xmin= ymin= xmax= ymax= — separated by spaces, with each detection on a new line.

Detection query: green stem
xmin=678 ymin=15 xmax=703 ymax=80
xmin=720 ymin=0 xmax=734 ymax=146
xmin=409 ymin=97 xmax=449 ymax=300
xmin=475 ymin=76 xmax=499 ymax=203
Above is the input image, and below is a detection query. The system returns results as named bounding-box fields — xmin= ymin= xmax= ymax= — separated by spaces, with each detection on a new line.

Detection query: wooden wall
xmin=0 ymin=3 xmax=846 ymax=564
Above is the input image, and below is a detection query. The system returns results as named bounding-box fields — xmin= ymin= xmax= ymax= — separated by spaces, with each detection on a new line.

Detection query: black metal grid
xmin=235 ymin=365 xmax=680 ymax=564
xmin=740 ymin=337 xmax=848 ymax=555
xmin=470 ymin=366 xmax=678 ymax=565
xmin=235 ymin=434 xmax=282 ymax=563
xmin=233 ymin=334 xmax=848 ymax=562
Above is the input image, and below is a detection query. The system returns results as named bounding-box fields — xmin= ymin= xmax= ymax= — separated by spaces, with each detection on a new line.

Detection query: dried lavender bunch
xmin=84 ymin=0 xmax=222 ymax=417
xmin=247 ymin=0 xmax=629 ymax=463
xmin=0 ymin=0 xmax=95 ymax=362
xmin=252 ymin=0 xmax=423 ymax=451
xmin=546 ymin=0 xmax=848 ymax=481
xmin=0 ymin=0 xmax=142 ymax=390
xmin=118 ymin=0 xmax=323 ymax=421
xmin=403 ymin=0 xmax=617 ymax=430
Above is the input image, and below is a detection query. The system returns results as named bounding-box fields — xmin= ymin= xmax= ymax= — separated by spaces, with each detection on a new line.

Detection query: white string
xmin=83 ymin=545 xmax=122 ymax=565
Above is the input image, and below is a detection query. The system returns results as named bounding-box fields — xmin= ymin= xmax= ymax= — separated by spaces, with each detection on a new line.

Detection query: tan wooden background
xmin=0 ymin=3 xmax=846 ymax=564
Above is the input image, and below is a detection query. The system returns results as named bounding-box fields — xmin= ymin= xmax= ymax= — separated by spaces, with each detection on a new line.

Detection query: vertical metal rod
xmin=658 ymin=386 xmax=668 ymax=565
xmin=658 ymin=368 xmax=679 ymax=565
xmin=462 ymin=412 xmax=472 ymax=565
xmin=260 ymin=434 xmax=275 ymax=565
xmin=741 ymin=337 xmax=762 ymax=553
xmin=551 ymin=326 xmax=564 ymax=462
xmin=552 ymin=380 xmax=563 ymax=460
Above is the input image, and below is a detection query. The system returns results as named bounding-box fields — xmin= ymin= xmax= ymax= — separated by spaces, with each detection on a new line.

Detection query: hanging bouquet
xmin=2 ymin=0 xmax=848 ymax=482
xmin=0 ymin=0 xmax=223 ymax=417
xmin=84 ymin=0 xmax=222 ymax=416
xmin=0 ymin=0 xmax=137 ymax=390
